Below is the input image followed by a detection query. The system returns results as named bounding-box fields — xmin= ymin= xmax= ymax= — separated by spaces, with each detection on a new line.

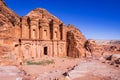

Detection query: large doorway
xmin=44 ymin=47 xmax=47 ymax=55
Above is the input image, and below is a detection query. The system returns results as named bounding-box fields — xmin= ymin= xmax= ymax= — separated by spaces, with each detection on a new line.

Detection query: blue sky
xmin=4 ymin=0 xmax=120 ymax=40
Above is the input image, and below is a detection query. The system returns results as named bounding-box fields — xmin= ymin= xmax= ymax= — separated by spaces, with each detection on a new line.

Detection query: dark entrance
xmin=44 ymin=47 xmax=47 ymax=55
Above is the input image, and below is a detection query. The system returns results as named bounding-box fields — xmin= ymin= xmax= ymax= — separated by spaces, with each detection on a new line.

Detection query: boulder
xmin=85 ymin=39 xmax=103 ymax=57
xmin=111 ymin=54 xmax=120 ymax=64
xmin=101 ymin=53 xmax=120 ymax=66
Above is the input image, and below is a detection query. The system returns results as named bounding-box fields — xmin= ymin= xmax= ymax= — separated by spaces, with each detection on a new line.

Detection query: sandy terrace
xmin=0 ymin=57 xmax=120 ymax=80
xmin=21 ymin=57 xmax=81 ymax=79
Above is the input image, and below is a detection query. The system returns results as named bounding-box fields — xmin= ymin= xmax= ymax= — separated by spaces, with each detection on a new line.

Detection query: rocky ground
xmin=21 ymin=57 xmax=80 ymax=80
xmin=0 ymin=57 xmax=120 ymax=80
xmin=0 ymin=66 xmax=20 ymax=80
xmin=0 ymin=57 xmax=80 ymax=80
xmin=69 ymin=59 xmax=120 ymax=80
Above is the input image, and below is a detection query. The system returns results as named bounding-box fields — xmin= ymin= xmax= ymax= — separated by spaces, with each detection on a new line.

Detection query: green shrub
xmin=26 ymin=59 xmax=55 ymax=65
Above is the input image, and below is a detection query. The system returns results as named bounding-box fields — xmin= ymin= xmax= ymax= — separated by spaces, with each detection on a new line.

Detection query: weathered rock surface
xmin=0 ymin=45 xmax=13 ymax=55
xmin=99 ymin=53 xmax=120 ymax=68
xmin=95 ymin=40 xmax=120 ymax=54
xmin=67 ymin=60 xmax=120 ymax=80
xmin=85 ymin=39 xmax=96 ymax=55
xmin=27 ymin=8 xmax=63 ymax=23
xmin=0 ymin=0 xmax=20 ymax=59
xmin=0 ymin=66 xmax=20 ymax=80
xmin=111 ymin=54 xmax=120 ymax=65
xmin=103 ymin=45 xmax=120 ymax=54
xmin=84 ymin=39 xmax=120 ymax=58
xmin=0 ymin=0 xmax=20 ymax=38
xmin=67 ymin=24 xmax=86 ymax=58
xmin=85 ymin=39 xmax=103 ymax=57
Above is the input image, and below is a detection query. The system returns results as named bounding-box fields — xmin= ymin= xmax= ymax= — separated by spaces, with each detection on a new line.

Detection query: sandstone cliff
xmin=0 ymin=0 xmax=20 ymax=61
xmin=0 ymin=0 xmax=20 ymax=38
xmin=67 ymin=24 xmax=86 ymax=58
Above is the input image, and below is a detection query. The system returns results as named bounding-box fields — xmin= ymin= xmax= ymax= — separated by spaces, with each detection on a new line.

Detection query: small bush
xmin=26 ymin=59 xmax=55 ymax=65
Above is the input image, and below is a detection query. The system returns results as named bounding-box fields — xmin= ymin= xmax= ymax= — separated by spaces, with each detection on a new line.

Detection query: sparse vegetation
xmin=26 ymin=59 xmax=55 ymax=65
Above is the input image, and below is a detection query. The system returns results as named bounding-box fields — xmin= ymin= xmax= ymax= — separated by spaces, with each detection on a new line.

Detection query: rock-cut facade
xmin=16 ymin=9 xmax=67 ymax=60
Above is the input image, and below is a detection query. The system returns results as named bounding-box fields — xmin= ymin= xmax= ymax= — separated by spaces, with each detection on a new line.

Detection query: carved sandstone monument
xmin=0 ymin=0 xmax=86 ymax=64
xmin=18 ymin=8 xmax=67 ymax=60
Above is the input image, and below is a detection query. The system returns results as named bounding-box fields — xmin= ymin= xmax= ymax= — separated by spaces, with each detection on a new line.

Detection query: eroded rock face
xmin=67 ymin=24 xmax=86 ymax=58
xmin=102 ymin=45 xmax=120 ymax=54
xmin=85 ymin=39 xmax=103 ymax=57
xmin=0 ymin=0 xmax=20 ymax=38
xmin=95 ymin=40 xmax=120 ymax=54
xmin=84 ymin=39 xmax=120 ymax=58
xmin=0 ymin=0 xmax=21 ymax=62
xmin=85 ymin=39 xmax=96 ymax=53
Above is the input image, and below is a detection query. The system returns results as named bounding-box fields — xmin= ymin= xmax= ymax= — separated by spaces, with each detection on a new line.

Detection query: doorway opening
xmin=44 ymin=47 xmax=47 ymax=55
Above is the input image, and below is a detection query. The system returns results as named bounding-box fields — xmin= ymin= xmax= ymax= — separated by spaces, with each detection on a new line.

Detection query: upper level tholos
xmin=20 ymin=16 xmax=66 ymax=41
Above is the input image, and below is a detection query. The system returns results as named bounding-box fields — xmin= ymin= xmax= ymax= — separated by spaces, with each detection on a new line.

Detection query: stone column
xmin=49 ymin=42 xmax=53 ymax=57
xmin=30 ymin=19 xmax=39 ymax=40
xmin=52 ymin=21 xmax=60 ymax=40
xmin=53 ymin=41 xmax=58 ymax=57
xmin=62 ymin=24 xmax=66 ymax=41
xmin=40 ymin=17 xmax=50 ymax=40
